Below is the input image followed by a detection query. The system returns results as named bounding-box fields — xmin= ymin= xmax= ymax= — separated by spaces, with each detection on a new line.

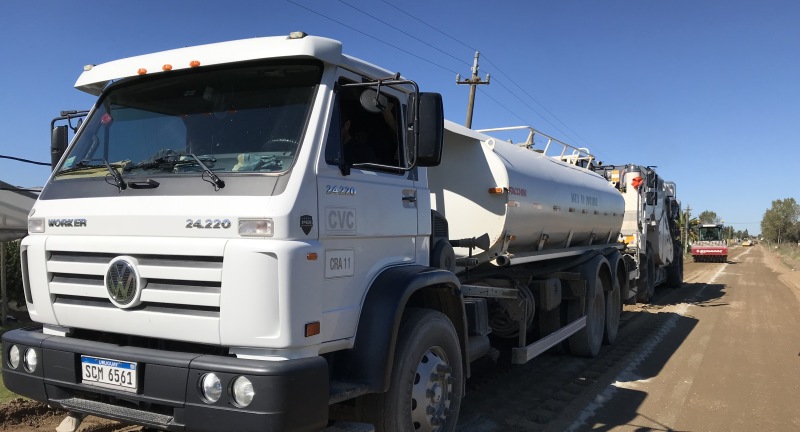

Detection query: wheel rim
xmin=589 ymin=276 xmax=605 ymax=342
xmin=410 ymin=346 xmax=453 ymax=431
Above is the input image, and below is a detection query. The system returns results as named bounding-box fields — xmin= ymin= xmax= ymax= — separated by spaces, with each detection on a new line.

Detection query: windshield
xmin=699 ymin=227 xmax=722 ymax=241
xmin=55 ymin=61 xmax=322 ymax=180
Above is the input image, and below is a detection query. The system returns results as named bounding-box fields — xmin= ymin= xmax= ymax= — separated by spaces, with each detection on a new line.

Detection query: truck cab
xmin=4 ymin=33 xmax=448 ymax=432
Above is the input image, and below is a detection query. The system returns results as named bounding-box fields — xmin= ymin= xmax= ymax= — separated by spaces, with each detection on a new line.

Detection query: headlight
xmin=23 ymin=348 xmax=38 ymax=373
xmin=238 ymin=219 xmax=274 ymax=237
xmin=231 ymin=376 xmax=254 ymax=407
xmin=28 ymin=218 xmax=45 ymax=234
xmin=8 ymin=345 xmax=20 ymax=370
xmin=200 ymin=373 xmax=222 ymax=404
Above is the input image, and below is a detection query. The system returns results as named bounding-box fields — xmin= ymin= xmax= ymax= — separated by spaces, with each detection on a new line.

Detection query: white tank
xmin=428 ymin=121 xmax=624 ymax=266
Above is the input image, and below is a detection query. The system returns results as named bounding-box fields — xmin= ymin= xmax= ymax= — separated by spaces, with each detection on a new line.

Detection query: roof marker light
xmin=83 ymin=64 xmax=95 ymax=71
xmin=137 ymin=68 xmax=147 ymax=75
xmin=162 ymin=64 xmax=173 ymax=71
xmin=190 ymin=60 xmax=201 ymax=68
xmin=289 ymin=31 xmax=308 ymax=39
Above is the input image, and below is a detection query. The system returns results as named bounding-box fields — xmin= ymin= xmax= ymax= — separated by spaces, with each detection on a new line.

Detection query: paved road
xmin=457 ymin=245 xmax=800 ymax=431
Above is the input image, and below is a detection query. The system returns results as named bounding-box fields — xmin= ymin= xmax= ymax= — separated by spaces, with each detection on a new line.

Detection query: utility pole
xmin=683 ymin=205 xmax=691 ymax=254
xmin=456 ymin=51 xmax=490 ymax=129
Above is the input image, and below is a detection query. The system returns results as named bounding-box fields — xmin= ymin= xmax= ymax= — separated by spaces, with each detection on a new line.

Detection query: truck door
xmin=316 ymin=76 xmax=419 ymax=342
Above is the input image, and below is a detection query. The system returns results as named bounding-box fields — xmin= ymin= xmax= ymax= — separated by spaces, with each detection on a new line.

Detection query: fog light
xmin=8 ymin=345 xmax=20 ymax=370
xmin=23 ymin=348 xmax=38 ymax=373
xmin=231 ymin=376 xmax=254 ymax=407
xmin=200 ymin=373 xmax=222 ymax=404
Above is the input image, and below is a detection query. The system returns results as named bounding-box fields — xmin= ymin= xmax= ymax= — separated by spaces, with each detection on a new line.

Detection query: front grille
xmin=47 ymin=251 xmax=223 ymax=316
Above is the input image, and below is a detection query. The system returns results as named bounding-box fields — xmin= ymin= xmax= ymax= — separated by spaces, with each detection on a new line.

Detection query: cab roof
xmin=74 ymin=33 xmax=398 ymax=96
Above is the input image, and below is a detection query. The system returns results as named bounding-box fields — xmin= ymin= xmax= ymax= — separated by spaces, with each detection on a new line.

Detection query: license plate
xmin=81 ymin=355 xmax=138 ymax=392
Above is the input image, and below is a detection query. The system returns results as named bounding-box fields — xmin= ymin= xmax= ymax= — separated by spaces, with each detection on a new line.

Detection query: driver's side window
xmin=325 ymin=78 xmax=402 ymax=169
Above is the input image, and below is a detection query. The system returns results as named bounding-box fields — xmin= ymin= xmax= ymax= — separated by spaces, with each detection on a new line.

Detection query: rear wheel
xmin=366 ymin=308 xmax=463 ymax=432
xmin=603 ymin=275 xmax=621 ymax=345
xmin=570 ymin=270 xmax=606 ymax=357
xmin=635 ymin=254 xmax=650 ymax=302
xmin=666 ymin=241 xmax=683 ymax=287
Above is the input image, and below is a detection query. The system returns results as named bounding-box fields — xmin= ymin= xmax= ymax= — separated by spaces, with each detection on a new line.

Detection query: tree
xmin=697 ymin=210 xmax=721 ymax=224
xmin=760 ymin=198 xmax=800 ymax=244
xmin=3 ymin=240 xmax=24 ymax=307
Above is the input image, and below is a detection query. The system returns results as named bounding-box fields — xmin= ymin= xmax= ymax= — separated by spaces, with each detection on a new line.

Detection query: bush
xmin=2 ymin=240 xmax=24 ymax=307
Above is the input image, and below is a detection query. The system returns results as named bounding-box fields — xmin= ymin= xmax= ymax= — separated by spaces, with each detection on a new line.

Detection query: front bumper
xmin=2 ymin=328 xmax=329 ymax=432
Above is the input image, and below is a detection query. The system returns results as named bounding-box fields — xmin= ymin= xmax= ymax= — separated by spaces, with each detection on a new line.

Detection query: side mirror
xmin=359 ymin=89 xmax=389 ymax=113
xmin=409 ymin=92 xmax=443 ymax=167
xmin=51 ymin=125 xmax=68 ymax=170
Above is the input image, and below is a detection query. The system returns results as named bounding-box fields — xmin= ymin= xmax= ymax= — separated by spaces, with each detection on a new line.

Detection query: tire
xmin=635 ymin=253 xmax=650 ymax=303
xmin=603 ymin=275 xmax=621 ymax=345
xmin=666 ymin=241 xmax=683 ymax=288
xmin=636 ymin=246 xmax=656 ymax=303
xmin=569 ymin=270 xmax=606 ymax=357
xmin=366 ymin=308 xmax=463 ymax=432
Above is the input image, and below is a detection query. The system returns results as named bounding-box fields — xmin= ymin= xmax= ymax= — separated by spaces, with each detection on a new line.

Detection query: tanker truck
xmin=591 ymin=164 xmax=683 ymax=302
xmin=3 ymin=33 xmax=628 ymax=432
xmin=691 ymin=223 xmax=728 ymax=262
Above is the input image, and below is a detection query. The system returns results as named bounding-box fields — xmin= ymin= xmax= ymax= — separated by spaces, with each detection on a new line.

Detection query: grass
xmin=771 ymin=243 xmax=800 ymax=269
xmin=0 ymin=318 xmax=32 ymax=404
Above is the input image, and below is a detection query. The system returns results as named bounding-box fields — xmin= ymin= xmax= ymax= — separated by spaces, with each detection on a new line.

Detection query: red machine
xmin=691 ymin=223 xmax=728 ymax=262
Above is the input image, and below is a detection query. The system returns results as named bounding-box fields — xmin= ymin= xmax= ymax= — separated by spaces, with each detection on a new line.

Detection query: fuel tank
xmin=428 ymin=121 xmax=624 ymax=266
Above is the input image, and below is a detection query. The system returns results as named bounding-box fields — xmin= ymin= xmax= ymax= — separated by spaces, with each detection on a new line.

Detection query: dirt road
xmin=457 ymin=245 xmax=800 ymax=431
xmin=2 ymin=245 xmax=798 ymax=431
xmin=567 ymin=245 xmax=800 ymax=431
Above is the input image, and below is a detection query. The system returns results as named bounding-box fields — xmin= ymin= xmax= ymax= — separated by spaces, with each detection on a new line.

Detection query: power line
xmin=480 ymin=53 xmax=592 ymax=149
xmin=0 ymin=155 xmax=49 ymax=166
xmin=380 ymin=0 xmax=475 ymax=53
xmin=337 ymin=0 xmax=470 ymax=69
xmin=380 ymin=0 xmax=590 ymax=148
xmin=475 ymin=87 xmax=531 ymax=127
xmin=380 ymin=0 xmax=585 ymax=143
xmin=0 ymin=187 xmax=42 ymax=192
xmin=284 ymin=0 xmax=459 ymax=75
xmin=291 ymin=0 xmax=592 ymax=149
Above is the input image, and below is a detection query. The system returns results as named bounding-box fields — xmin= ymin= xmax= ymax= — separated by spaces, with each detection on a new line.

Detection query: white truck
xmin=592 ymin=164 xmax=683 ymax=302
xmin=3 ymin=33 xmax=630 ymax=432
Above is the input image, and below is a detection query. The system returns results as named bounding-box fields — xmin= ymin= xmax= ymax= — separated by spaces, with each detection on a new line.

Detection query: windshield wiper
xmin=104 ymin=159 xmax=127 ymax=191
xmin=131 ymin=152 xmax=225 ymax=191
xmin=184 ymin=153 xmax=225 ymax=190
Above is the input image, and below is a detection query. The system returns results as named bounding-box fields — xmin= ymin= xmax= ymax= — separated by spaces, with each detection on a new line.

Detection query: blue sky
xmin=1 ymin=1 xmax=798 ymax=235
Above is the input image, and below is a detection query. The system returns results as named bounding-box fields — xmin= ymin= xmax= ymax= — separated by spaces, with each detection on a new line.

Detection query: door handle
xmin=401 ymin=188 xmax=417 ymax=208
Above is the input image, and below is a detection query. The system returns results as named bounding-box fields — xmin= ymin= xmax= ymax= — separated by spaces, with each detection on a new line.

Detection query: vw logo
xmin=104 ymin=256 xmax=143 ymax=309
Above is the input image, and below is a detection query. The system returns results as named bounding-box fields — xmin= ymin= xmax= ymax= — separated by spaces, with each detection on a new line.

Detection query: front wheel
xmin=367 ymin=308 xmax=463 ymax=432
